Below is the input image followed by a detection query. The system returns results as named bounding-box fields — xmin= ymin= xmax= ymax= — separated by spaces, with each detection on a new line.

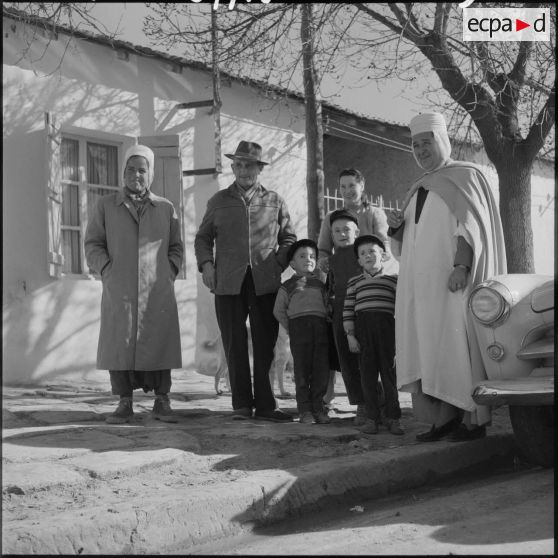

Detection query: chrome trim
xmin=519 ymin=324 xmax=555 ymax=359
xmin=472 ymin=377 xmax=554 ymax=406
xmin=487 ymin=343 xmax=505 ymax=361
xmin=531 ymin=280 xmax=554 ymax=313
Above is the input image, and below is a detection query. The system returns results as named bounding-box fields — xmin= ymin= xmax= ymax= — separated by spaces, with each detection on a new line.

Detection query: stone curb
xmin=3 ymin=433 xmax=516 ymax=554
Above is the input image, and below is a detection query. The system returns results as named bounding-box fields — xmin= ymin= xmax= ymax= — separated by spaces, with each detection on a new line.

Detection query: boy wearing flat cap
xmin=195 ymin=140 xmax=297 ymax=423
xmin=343 ymin=235 xmax=402 ymax=435
xmin=326 ymin=209 xmax=378 ymax=426
xmin=273 ymin=239 xmax=330 ymax=425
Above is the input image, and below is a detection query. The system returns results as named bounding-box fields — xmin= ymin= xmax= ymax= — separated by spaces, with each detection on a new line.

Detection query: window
xmin=60 ymin=136 xmax=120 ymax=274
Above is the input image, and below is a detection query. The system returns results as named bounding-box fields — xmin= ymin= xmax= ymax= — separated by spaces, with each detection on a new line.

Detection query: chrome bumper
xmin=472 ymin=374 xmax=554 ymax=406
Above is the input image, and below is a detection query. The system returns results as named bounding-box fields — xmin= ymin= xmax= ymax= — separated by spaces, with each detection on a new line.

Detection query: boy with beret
xmin=273 ymin=239 xmax=331 ymax=424
xmin=343 ymin=235 xmax=402 ymax=435
xmin=327 ymin=209 xmax=381 ymax=426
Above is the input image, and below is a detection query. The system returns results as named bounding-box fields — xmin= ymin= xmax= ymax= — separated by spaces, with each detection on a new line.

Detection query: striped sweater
xmin=343 ymin=271 xmax=398 ymax=333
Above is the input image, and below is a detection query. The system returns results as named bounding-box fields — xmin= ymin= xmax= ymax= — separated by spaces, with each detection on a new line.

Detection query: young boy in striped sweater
xmin=273 ymin=239 xmax=331 ymax=425
xmin=343 ymin=235 xmax=403 ymax=435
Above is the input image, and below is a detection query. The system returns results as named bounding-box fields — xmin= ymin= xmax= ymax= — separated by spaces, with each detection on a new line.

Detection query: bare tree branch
xmin=509 ymin=41 xmax=533 ymax=86
xmin=524 ymin=84 xmax=555 ymax=160
xmin=404 ymin=2 xmax=422 ymax=35
xmin=354 ymin=3 xmax=404 ymax=36
xmin=388 ymin=3 xmax=422 ymax=42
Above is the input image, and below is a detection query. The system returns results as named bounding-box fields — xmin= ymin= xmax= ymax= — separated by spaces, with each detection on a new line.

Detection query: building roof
xmin=2 ymin=5 xmax=410 ymax=134
xmin=4 ymin=5 xmax=553 ymax=163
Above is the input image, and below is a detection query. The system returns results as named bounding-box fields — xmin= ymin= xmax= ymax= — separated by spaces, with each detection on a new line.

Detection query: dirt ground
xmin=2 ymin=372 xmax=514 ymax=553
xmin=186 ymin=465 xmax=554 ymax=555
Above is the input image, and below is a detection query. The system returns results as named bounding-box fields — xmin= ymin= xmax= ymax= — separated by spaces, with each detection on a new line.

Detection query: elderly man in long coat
xmin=85 ymin=144 xmax=183 ymax=424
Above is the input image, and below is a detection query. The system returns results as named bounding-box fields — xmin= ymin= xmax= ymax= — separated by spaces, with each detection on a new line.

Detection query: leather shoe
xmin=416 ymin=417 xmax=460 ymax=442
xmin=232 ymin=407 xmax=252 ymax=420
xmin=447 ymin=424 xmax=486 ymax=442
xmin=254 ymin=409 xmax=293 ymax=423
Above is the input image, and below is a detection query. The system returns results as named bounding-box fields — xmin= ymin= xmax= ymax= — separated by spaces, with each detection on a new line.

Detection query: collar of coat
xmin=115 ymin=189 xmax=161 ymax=207
xmin=230 ymin=181 xmax=264 ymax=199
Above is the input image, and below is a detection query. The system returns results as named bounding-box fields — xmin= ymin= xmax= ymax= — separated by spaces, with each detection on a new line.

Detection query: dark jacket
xmin=194 ymin=183 xmax=297 ymax=296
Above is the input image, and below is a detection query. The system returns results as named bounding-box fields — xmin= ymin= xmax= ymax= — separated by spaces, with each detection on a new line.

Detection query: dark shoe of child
xmin=152 ymin=395 xmax=178 ymax=423
xmin=314 ymin=410 xmax=331 ymax=424
xmin=385 ymin=418 xmax=404 ymax=435
xmin=353 ymin=404 xmax=367 ymax=426
xmin=106 ymin=397 xmax=133 ymax=424
xmin=447 ymin=424 xmax=486 ymax=442
xmin=232 ymin=407 xmax=253 ymax=420
xmin=299 ymin=411 xmax=315 ymax=424
xmin=254 ymin=409 xmax=294 ymax=423
xmin=415 ymin=417 xmax=460 ymax=442
xmin=360 ymin=418 xmax=378 ymax=434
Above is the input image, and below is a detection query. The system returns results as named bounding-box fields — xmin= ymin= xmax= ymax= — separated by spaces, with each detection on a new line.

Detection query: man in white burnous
xmin=388 ymin=112 xmax=507 ymax=442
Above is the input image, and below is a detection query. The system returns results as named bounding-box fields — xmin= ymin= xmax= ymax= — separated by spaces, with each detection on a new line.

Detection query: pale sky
xmin=88 ymin=2 xmax=436 ymax=125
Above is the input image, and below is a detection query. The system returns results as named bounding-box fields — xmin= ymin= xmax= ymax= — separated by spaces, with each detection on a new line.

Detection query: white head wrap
xmin=409 ymin=112 xmax=452 ymax=167
xmin=122 ymin=144 xmax=155 ymax=188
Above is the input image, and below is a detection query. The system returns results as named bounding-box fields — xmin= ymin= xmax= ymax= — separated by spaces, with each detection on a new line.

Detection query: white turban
xmin=122 ymin=144 xmax=155 ymax=187
xmin=409 ymin=112 xmax=452 ymax=167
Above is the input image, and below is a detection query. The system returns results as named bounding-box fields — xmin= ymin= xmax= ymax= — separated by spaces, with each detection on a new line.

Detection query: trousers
xmin=289 ymin=315 xmax=330 ymax=414
xmin=355 ymin=311 xmax=401 ymax=421
xmin=332 ymin=304 xmax=364 ymax=405
xmin=215 ymin=269 xmax=278 ymax=412
xmin=109 ymin=369 xmax=171 ymax=396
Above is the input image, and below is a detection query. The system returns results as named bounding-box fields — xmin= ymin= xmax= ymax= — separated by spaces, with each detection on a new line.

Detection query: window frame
xmin=60 ymin=132 xmax=122 ymax=277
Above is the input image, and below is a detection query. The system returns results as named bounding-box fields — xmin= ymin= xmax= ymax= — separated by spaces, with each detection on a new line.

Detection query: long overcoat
xmin=85 ymin=190 xmax=183 ymax=371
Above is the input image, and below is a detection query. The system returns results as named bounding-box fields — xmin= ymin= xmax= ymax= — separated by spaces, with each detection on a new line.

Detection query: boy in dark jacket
xmin=273 ymin=239 xmax=331 ymax=424
xmin=327 ymin=209 xmax=378 ymax=426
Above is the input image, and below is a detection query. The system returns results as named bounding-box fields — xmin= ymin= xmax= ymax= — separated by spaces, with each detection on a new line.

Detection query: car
xmin=468 ymin=274 xmax=554 ymax=467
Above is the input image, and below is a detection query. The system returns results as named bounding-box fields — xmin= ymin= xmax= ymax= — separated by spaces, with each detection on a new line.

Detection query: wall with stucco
xmin=2 ymin=18 xmax=307 ymax=385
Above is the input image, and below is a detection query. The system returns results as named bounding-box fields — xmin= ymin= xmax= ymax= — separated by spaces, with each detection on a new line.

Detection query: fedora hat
xmin=225 ymin=141 xmax=268 ymax=165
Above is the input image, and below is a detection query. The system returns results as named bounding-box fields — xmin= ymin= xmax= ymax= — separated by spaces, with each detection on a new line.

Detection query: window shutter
xmin=138 ymin=134 xmax=185 ymax=279
xmin=44 ymin=112 xmax=64 ymax=278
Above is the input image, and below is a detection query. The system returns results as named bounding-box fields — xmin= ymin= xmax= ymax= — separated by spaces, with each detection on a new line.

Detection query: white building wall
xmin=2 ymin=19 xmax=308 ymax=385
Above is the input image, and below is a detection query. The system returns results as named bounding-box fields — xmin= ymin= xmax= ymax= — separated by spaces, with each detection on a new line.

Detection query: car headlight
xmin=469 ymin=284 xmax=511 ymax=326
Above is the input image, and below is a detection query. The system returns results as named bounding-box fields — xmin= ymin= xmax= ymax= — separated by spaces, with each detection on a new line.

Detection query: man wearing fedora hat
xmin=195 ymin=140 xmax=297 ymax=422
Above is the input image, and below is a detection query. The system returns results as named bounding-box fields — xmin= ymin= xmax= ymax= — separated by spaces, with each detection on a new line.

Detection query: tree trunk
xmin=300 ymin=4 xmax=325 ymax=242
xmin=495 ymin=159 xmax=535 ymax=274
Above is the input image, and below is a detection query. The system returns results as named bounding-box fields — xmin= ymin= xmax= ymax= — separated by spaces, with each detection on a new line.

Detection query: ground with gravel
xmin=2 ymin=371 xmax=514 ymax=554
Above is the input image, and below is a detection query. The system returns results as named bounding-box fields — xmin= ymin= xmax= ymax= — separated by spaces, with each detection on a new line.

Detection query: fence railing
xmin=324 ymin=187 xmax=401 ymax=213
